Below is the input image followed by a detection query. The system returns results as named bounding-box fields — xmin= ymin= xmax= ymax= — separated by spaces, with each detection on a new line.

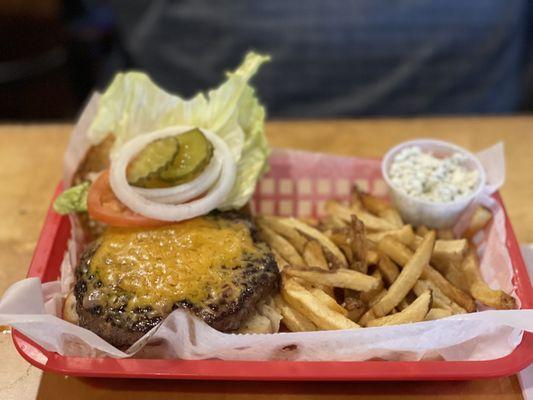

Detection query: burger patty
xmin=74 ymin=212 xmax=279 ymax=349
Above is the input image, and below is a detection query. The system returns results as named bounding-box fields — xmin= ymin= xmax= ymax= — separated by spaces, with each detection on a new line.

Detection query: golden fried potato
xmin=377 ymin=254 xmax=400 ymax=286
xmin=425 ymin=308 xmax=453 ymax=321
xmin=326 ymin=200 xmax=396 ymax=231
xmin=372 ymin=232 xmax=435 ymax=317
xmin=343 ymin=296 xmax=367 ymax=322
xmin=462 ymin=249 xmax=516 ymax=309
xmin=275 ymin=295 xmax=317 ymax=332
xmin=377 ymin=237 xmax=476 ymax=312
xmin=284 ymin=266 xmax=380 ymax=292
xmin=413 ymin=280 xmax=466 ymax=315
xmin=258 ymin=216 xmax=308 ymax=253
xmin=366 ymin=290 xmax=432 ymax=327
xmin=367 ymin=225 xmax=415 ymax=246
xmin=302 ymin=240 xmax=329 ymax=270
xmin=281 ymin=279 xmax=359 ymax=330
xmin=360 ymin=192 xmax=403 ymax=228
xmin=277 ymin=217 xmax=348 ymax=268
xmin=260 ymin=226 xmax=305 ymax=266
xmin=464 ymin=206 xmax=493 ymax=239
xmin=308 ymin=287 xmax=348 ymax=316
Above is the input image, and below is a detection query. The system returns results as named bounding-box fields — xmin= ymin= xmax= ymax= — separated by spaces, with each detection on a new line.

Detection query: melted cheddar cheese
xmin=90 ymin=217 xmax=260 ymax=313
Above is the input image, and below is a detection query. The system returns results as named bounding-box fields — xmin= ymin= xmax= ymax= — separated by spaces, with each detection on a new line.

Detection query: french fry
xmin=360 ymin=192 xmax=403 ymax=228
xmin=377 ymin=237 xmax=476 ymax=312
xmin=425 ymin=253 xmax=473 ymax=296
xmin=440 ymin=260 xmax=470 ymax=292
xmin=326 ymin=200 xmax=396 ymax=231
xmin=302 ymin=240 xmax=329 ymax=270
xmin=377 ymin=254 xmax=400 ymax=285
xmin=366 ymin=290 xmax=432 ymax=327
xmin=376 ymin=237 xmax=414 ymax=265
xmin=349 ymin=215 xmax=368 ymax=273
xmin=258 ymin=216 xmax=308 ymax=253
xmin=437 ymin=229 xmax=455 ymax=240
xmin=413 ymin=281 xmax=449 ymax=311
xmin=421 ymin=265 xmax=476 ymax=312
xmin=371 ymin=231 xmax=435 ymax=317
xmin=299 ymin=217 xmax=319 ymax=227
xmin=328 ymin=218 xmax=369 ymax=272
xmin=300 ymin=239 xmax=333 ymax=295
xmin=411 ymin=237 xmax=467 ymax=263
xmin=464 ymin=206 xmax=493 ymax=239
xmin=368 ymin=288 xmax=388 ymax=307
xmin=367 ymin=225 xmax=415 ymax=246
xmin=309 ymin=287 xmax=348 ymax=316
xmin=343 ymin=296 xmax=367 ymax=322
xmin=281 ymin=279 xmax=359 ymax=330
xmin=411 ymin=237 xmax=468 ymax=279
xmin=425 ymin=308 xmax=453 ymax=321
xmin=383 ymin=210 xmax=404 ymax=229
xmin=277 ymin=217 xmax=348 ymax=268
xmin=360 ymin=270 xmax=384 ymax=302
xmin=397 ymin=298 xmax=411 ymax=311
xmin=358 ymin=309 xmax=376 ymax=326
xmin=396 ymin=292 xmax=417 ymax=312
xmin=416 ymin=225 xmax=429 ymax=236
xmin=358 ymin=192 xmax=391 ymax=216
xmin=320 ymin=215 xmax=347 ymax=230
xmin=272 ymin=249 xmax=290 ymax=271
xmin=413 ymin=279 xmax=466 ymax=314
xmin=357 ymin=288 xmax=388 ymax=325
xmin=405 ymin=291 xmax=417 ymax=304
xmin=284 ymin=266 xmax=380 ymax=292
xmin=260 ymin=226 xmax=305 ymax=266
xmin=366 ymin=250 xmax=379 ymax=265
xmin=301 ymin=240 xmax=335 ymax=296
xmin=351 ymin=186 xmax=404 ymax=229
xmin=329 ymin=228 xmax=354 ymax=264
xmin=239 ymin=312 xmax=274 ymax=334
xmin=438 ymin=298 xmax=461 ymax=314
xmin=462 ymin=249 xmax=517 ymax=309
xmin=275 ymin=296 xmax=317 ymax=332
xmin=257 ymin=299 xmax=283 ymax=333
xmin=350 ymin=184 xmax=364 ymax=209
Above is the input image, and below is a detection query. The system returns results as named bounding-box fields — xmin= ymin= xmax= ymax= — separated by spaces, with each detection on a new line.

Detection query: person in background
xmin=92 ymin=1 xmax=533 ymax=117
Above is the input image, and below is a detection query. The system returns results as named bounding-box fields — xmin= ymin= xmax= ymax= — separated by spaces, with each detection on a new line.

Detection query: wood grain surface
xmin=1 ymin=118 xmax=531 ymax=400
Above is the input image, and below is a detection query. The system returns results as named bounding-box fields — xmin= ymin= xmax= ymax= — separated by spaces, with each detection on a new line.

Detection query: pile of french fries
xmin=242 ymin=186 xmax=516 ymax=334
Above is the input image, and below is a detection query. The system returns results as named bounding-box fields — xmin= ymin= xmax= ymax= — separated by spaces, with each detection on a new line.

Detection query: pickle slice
xmin=132 ymin=174 xmax=174 ymax=189
xmin=159 ymin=129 xmax=214 ymax=184
xmin=127 ymin=136 xmax=179 ymax=187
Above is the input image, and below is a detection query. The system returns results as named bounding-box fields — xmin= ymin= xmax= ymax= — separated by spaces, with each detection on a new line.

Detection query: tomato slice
xmin=87 ymin=170 xmax=168 ymax=228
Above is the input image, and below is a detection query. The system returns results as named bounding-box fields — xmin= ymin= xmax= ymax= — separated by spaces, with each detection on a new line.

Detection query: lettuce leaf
xmin=88 ymin=52 xmax=270 ymax=209
xmin=53 ymin=182 xmax=90 ymax=214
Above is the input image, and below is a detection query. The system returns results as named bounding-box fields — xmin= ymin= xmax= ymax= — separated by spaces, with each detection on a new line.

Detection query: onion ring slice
xmin=133 ymin=154 xmax=222 ymax=204
xmin=109 ymin=126 xmax=236 ymax=222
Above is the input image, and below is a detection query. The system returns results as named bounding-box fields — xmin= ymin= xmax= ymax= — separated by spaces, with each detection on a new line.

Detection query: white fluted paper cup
xmin=381 ymin=139 xmax=486 ymax=229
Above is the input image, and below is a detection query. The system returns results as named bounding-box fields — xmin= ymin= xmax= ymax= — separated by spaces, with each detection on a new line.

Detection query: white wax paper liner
xmin=1 ymin=278 xmax=532 ymax=361
xmin=0 ymin=94 xmax=532 ymax=361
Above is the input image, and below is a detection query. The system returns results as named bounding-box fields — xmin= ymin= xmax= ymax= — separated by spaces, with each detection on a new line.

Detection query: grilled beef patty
xmin=74 ymin=212 xmax=279 ymax=348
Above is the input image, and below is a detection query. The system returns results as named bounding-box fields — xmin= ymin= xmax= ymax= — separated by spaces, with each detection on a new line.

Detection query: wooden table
xmin=1 ymin=118 xmax=531 ymax=399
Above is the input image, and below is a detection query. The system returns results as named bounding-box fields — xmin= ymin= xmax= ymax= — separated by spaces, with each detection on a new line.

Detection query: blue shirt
xmin=105 ymin=0 xmax=527 ymax=117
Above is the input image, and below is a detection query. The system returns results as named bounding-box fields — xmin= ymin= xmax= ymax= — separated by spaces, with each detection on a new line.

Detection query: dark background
xmin=3 ymin=0 xmax=533 ymax=120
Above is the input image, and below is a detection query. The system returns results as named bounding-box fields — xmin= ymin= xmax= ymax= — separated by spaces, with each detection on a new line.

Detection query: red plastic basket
xmin=12 ymin=183 xmax=533 ymax=380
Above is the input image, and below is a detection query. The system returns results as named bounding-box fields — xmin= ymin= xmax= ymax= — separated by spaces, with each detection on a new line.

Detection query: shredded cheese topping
xmin=90 ymin=217 xmax=260 ymax=313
